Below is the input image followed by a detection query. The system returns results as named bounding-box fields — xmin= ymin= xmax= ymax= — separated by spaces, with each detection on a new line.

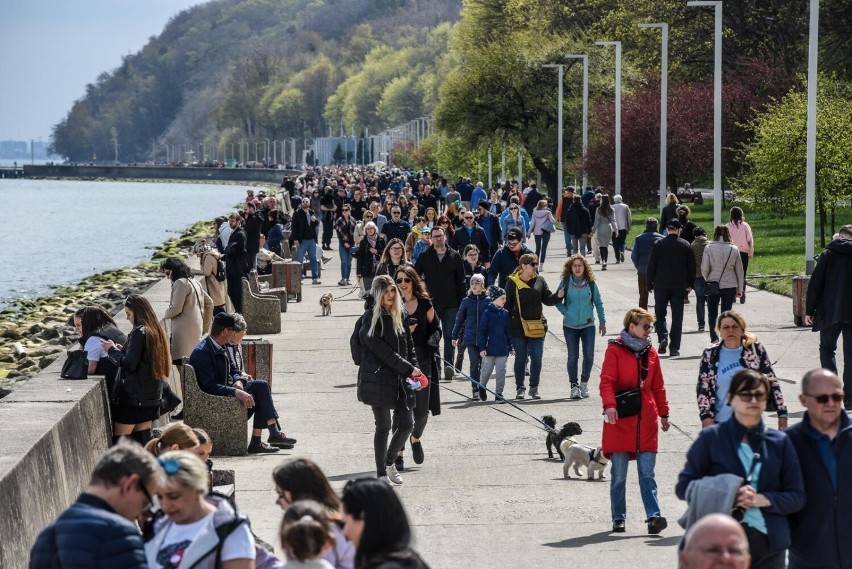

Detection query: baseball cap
xmin=666 ymin=218 xmax=682 ymax=230
xmin=507 ymin=227 xmax=523 ymax=241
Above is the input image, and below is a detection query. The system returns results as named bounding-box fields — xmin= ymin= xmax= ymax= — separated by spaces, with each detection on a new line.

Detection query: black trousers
xmin=244 ymin=380 xmax=279 ymax=429
xmin=742 ymin=525 xmax=785 ymax=569
xmin=226 ymin=271 xmax=244 ymax=314
xmin=322 ymin=216 xmax=334 ymax=247
xmin=372 ymin=399 xmax=413 ymax=476
xmin=653 ymin=287 xmax=686 ymax=351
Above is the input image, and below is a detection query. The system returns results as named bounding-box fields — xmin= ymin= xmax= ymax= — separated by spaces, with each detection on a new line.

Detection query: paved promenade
xmin=216 ymin=246 xmax=825 ymax=567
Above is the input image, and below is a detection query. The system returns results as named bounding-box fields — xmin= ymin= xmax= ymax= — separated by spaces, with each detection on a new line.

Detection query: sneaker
xmin=379 ymin=475 xmax=393 ymax=486
xmin=579 ymin=383 xmax=590 ymax=398
xmin=601 ymin=264 xmax=607 ymax=271
xmin=612 ymin=520 xmax=626 ymax=533
xmin=338 ymin=279 xmax=347 ymax=286
xmin=411 ymin=439 xmax=424 ymax=464
xmin=247 ymin=440 xmax=281 ymax=454
xmin=472 ymin=393 xmax=481 ymax=402
xmin=312 ymin=279 xmax=322 ymax=285
xmin=647 ymin=516 xmax=668 ymax=535
xmin=267 ymin=433 xmax=297 ymax=448
xmin=479 ymin=386 xmax=487 ymax=401
xmin=386 ymin=462 xmax=403 ymax=485
xmin=346 ymin=279 xmax=352 ymax=285
xmin=321 ymin=256 xmax=332 ymax=265
xmin=394 ymin=455 xmax=405 ymax=473
xmin=620 ymin=252 xmax=625 ymax=263
xmin=669 ymin=349 xmax=680 ymax=357
xmin=443 ymin=366 xmax=454 ymax=382
xmin=496 ymin=393 xmax=506 ymax=404
xmin=697 ymin=325 xmax=705 ymax=332
xmin=570 ymin=386 xmax=581 ymax=400
xmin=516 ymin=387 xmax=526 ymax=400
xmin=529 ymin=386 xmax=541 ymax=400
xmin=740 ymin=292 xmax=746 ymax=304
xmin=658 ymin=339 xmax=668 ymax=355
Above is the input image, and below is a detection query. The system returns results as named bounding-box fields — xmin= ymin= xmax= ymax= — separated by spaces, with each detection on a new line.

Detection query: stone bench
xmin=240 ymin=278 xmax=281 ymax=334
xmin=249 ymin=270 xmax=287 ymax=313
xmin=183 ymin=362 xmax=247 ymax=456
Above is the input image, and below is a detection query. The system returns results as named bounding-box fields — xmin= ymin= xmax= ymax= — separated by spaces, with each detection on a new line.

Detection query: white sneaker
xmin=570 ymin=386 xmax=581 ymax=399
xmin=386 ymin=463 xmax=403 ymax=485
xmin=579 ymin=383 xmax=590 ymax=398
xmin=379 ymin=475 xmax=393 ymax=486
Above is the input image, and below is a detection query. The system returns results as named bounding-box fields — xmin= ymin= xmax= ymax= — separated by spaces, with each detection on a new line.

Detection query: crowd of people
xmin=36 ymin=166 xmax=852 ymax=567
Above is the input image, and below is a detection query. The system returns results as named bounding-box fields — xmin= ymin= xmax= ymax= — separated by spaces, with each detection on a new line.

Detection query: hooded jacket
xmin=452 ymin=292 xmax=489 ymax=346
xmin=359 ymin=308 xmax=417 ymax=409
xmin=806 ymin=238 xmax=852 ymax=329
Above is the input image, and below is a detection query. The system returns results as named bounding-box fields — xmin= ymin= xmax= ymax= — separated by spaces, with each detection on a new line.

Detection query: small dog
xmin=319 ymin=292 xmax=334 ymax=316
xmin=562 ymin=442 xmax=609 ymax=480
xmin=542 ymin=415 xmax=583 ymax=460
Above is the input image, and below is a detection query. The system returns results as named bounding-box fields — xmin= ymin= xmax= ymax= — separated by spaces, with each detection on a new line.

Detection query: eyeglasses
xmin=138 ymin=481 xmax=155 ymax=513
xmin=464 ymin=216 xmax=474 ymax=220
xmin=803 ymin=392 xmax=844 ymax=404
xmin=396 ymin=277 xmax=413 ymax=284
xmin=633 ymin=323 xmax=652 ymax=331
xmin=736 ymin=390 xmax=768 ymax=402
xmin=158 ymin=457 xmax=181 ymax=475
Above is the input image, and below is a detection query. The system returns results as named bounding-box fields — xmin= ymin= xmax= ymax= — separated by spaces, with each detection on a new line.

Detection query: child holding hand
xmin=477 ymin=285 xmax=513 ymax=402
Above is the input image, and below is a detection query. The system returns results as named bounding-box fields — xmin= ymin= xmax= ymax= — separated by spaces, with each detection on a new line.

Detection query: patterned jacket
xmin=696 ymin=341 xmax=787 ymax=421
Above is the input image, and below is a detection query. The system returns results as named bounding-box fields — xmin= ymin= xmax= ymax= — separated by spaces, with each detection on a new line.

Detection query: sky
xmin=0 ymin=0 xmax=206 ymax=142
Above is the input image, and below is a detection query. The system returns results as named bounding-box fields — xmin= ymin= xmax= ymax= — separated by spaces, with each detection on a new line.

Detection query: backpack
xmin=213 ymin=255 xmax=227 ymax=282
xmin=350 ymin=312 xmax=367 ymax=366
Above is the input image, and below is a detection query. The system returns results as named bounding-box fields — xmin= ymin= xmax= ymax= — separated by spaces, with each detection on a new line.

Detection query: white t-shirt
xmin=84 ymin=336 xmax=105 ymax=362
xmin=154 ymin=513 xmax=255 ymax=569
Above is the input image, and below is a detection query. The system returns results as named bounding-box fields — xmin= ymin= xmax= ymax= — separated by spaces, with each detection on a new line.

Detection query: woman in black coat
xmin=358 ymin=275 xmax=425 ymax=486
xmin=355 ymin=222 xmax=386 ymax=296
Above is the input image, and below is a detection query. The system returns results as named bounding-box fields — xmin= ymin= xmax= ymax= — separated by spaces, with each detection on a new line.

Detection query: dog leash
xmin=332 ymin=285 xmax=362 ymax=301
xmin=438 ymin=356 xmax=556 ymax=434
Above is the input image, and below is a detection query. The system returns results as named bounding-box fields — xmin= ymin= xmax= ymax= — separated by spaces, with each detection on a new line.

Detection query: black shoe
xmin=247 ymin=440 xmax=281 ymax=454
xmin=647 ymin=516 xmax=667 ymax=535
xmin=697 ymin=326 xmax=705 ymax=332
xmin=267 ymin=433 xmax=296 ymax=448
xmin=612 ymin=520 xmax=626 ymax=533
xmin=170 ymin=410 xmax=184 ymax=421
xmin=411 ymin=438 xmax=424 ymax=464
xmin=658 ymin=339 xmax=668 ymax=355
xmin=479 ymin=386 xmax=487 ymax=401
xmin=740 ymin=292 xmax=746 ymax=304
xmin=394 ymin=455 xmax=405 ymax=472
xmin=669 ymin=349 xmax=680 ymax=357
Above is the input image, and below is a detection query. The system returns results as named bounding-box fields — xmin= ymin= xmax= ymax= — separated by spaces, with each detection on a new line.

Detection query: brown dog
xmin=319 ymin=292 xmax=334 ymax=316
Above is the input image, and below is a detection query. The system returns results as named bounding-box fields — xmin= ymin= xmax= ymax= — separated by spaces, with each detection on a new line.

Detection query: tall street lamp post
xmin=542 ymin=63 xmax=564 ymax=196
xmin=638 ymin=23 xmax=670 ymax=214
xmin=687 ymin=1 xmax=722 ymax=226
xmin=595 ymin=41 xmax=622 ymax=196
xmin=565 ymin=54 xmax=588 ymax=191
xmin=805 ymin=0 xmax=819 ymax=274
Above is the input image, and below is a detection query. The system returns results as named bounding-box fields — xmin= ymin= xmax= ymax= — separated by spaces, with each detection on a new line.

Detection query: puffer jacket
xmin=359 ymin=309 xmax=417 ymax=409
xmin=30 ymin=494 xmax=148 ymax=569
xmin=106 ymin=326 xmax=163 ymax=407
xmin=690 ymin=236 xmax=709 ymax=278
xmin=452 ymin=292 xmax=489 ymax=347
xmin=630 ymin=230 xmax=664 ymax=275
xmin=600 ymin=338 xmax=669 ymax=458
xmin=701 ymin=241 xmax=744 ymax=291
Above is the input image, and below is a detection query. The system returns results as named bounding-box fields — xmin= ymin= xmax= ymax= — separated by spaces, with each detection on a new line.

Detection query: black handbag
xmin=614 ymin=350 xmax=650 ymax=418
xmin=160 ymin=383 xmax=182 ymax=415
xmin=704 ymin=248 xmax=735 ymax=297
xmin=60 ymin=350 xmax=88 ymax=380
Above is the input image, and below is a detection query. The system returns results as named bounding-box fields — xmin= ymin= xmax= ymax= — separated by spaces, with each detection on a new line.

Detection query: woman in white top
xmin=701 ymin=225 xmax=744 ymax=343
xmin=726 ymin=207 xmax=754 ymax=304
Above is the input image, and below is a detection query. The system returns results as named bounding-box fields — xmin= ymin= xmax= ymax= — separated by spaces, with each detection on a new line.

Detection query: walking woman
xmin=394 ymin=265 xmax=441 ymax=471
xmin=600 ymin=307 xmax=670 ymax=535
xmin=101 ymin=294 xmax=171 ymax=445
xmin=375 ymin=238 xmax=407 ymax=279
xmin=527 ymin=199 xmax=557 ymax=268
xmin=592 ymin=195 xmax=618 ymax=270
xmin=505 ymin=253 xmax=564 ymax=400
xmin=727 ymin=206 xmax=754 ymax=304
xmin=501 ymin=202 xmax=527 ymax=244
xmin=355 ymin=221 xmax=385 ymax=296
xmin=697 ymin=310 xmax=788 ymax=430
xmin=555 ymin=254 xmax=606 ymax=400
xmin=358 ymin=275 xmax=426 ymax=486
xmin=701 ymin=225 xmax=744 ymax=342
xmin=161 ymin=257 xmax=213 ymax=372
xmin=677 ymin=370 xmax=805 ymax=569
xmin=193 ymin=239 xmax=227 ymax=315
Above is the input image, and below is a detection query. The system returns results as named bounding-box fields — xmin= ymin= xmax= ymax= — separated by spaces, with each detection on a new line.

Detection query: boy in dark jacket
xmin=452 ymin=274 xmax=490 ymax=400
xmin=477 ymin=286 xmax=513 ymax=402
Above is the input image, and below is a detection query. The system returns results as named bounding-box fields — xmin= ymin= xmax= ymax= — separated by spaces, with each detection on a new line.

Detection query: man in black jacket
xmin=243 ymin=201 xmax=263 ymax=270
xmin=291 ymin=197 xmax=321 ymax=284
xmin=415 ymin=226 xmax=466 ymax=380
xmin=475 ymin=200 xmax=502 ymax=262
xmin=319 ymin=187 xmax=337 ymax=250
xmin=646 ymin=218 xmax=695 ymax=357
xmin=563 ymin=196 xmax=592 ymax=258
xmin=224 ymin=213 xmax=249 ymax=313
xmin=806 ymin=225 xmax=852 ymax=405
xmin=452 ymin=209 xmax=489 ymax=260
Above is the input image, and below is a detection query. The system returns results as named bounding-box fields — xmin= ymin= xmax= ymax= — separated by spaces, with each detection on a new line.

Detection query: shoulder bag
xmin=542 ymin=214 xmax=556 ymax=233
xmin=614 ymin=350 xmax=649 ymax=417
xmin=60 ymin=349 xmax=88 ymax=380
xmin=704 ymin=247 xmax=735 ymax=297
xmin=514 ymin=284 xmax=546 ymax=338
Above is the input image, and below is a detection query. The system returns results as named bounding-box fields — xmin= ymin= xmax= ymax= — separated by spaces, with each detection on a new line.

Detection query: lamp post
xmin=804 ymin=0 xmax=819 ymax=274
xmin=638 ymin=23 xmax=669 ymax=214
xmin=565 ymin=54 xmax=589 ymax=191
xmin=688 ymin=1 xmax=722 ymax=226
xmin=542 ymin=63 xmax=564 ymax=196
xmin=595 ymin=41 xmax=622 ymax=196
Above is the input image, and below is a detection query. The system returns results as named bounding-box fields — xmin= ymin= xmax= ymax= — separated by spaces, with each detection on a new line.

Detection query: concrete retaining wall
xmin=23 ymin=164 xmax=300 ymax=184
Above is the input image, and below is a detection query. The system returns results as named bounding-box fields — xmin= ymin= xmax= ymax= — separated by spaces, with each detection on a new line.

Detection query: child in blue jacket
xmin=452 ymin=273 xmax=490 ymax=400
xmin=477 ymin=285 xmax=513 ymax=402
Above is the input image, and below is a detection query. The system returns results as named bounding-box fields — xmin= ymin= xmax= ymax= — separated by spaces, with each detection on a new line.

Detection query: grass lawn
xmin=628 ymin=201 xmax=852 ymax=297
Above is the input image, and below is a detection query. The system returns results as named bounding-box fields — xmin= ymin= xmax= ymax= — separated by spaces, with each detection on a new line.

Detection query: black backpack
xmin=213 ymin=254 xmax=227 ymax=282
xmin=350 ymin=312 xmax=367 ymax=366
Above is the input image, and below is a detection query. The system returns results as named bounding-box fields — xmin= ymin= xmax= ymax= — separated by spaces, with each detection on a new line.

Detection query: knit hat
xmin=193 ymin=238 xmax=211 ymax=255
xmin=488 ymin=285 xmax=506 ymax=301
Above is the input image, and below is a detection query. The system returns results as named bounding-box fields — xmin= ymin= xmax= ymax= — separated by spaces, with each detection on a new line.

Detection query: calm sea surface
xmin=0 ymin=179 xmax=245 ymax=310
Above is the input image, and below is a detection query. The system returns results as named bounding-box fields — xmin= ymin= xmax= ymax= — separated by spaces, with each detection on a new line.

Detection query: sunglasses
xmin=396 ymin=277 xmax=413 ymax=284
xmin=803 ymin=392 xmax=844 ymax=404
xmin=464 ymin=216 xmax=474 ymax=220
xmin=510 ymin=207 xmax=519 ymax=210
xmin=736 ymin=391 xmax=768 ymax=402
xmin=525 ymin=262 xmax=538 ymax=267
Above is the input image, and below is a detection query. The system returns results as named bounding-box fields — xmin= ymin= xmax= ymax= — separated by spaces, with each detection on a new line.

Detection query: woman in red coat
xmin=600 ymin=307 xmax=670 ymax=535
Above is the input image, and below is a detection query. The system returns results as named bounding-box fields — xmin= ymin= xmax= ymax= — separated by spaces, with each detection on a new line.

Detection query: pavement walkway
xmin=217 ymin=241 xmax=828 ymax=568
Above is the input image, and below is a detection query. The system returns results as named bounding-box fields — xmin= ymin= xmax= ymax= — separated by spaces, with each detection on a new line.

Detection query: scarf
xmin=619 ymin=329 xmax=651 ymax=353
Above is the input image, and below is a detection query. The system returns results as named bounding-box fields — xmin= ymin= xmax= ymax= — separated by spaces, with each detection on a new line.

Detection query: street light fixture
xmin=542 ymin=63 xmax=565 ymax=196
xmin=595 ymin=41 xmax=622 ymax=196
xmin=804 ymin=0 xmax=819 ymax=274
xmin=565 ymin=54 xmax=589 ymax=191
xmin=638 ymin=23 xmax=669 ymax=214
xmin=687 ymin=0 xmax=722 ymax=226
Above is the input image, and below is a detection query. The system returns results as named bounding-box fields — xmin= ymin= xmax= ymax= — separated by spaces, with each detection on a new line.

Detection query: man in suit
xmin=224 ymin=213 xmax=249 ymax=313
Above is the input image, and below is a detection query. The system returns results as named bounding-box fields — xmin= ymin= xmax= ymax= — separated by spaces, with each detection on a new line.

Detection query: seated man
xmin=188 ymin=312 xmax=296 ymax=454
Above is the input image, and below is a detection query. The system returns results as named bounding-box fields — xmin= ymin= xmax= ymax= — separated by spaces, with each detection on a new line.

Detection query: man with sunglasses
xmin=380 ymin=207 xmax=411 ymax=243
xmin=488 ymin=227 xmax=533 ymax=288
xmin=786 ymin=368 xmax=852 ymax=569
xmin=30 ymin=440 xmax=165 ymax=568
xmin=451 ymin=209 xmax=489 ymax=261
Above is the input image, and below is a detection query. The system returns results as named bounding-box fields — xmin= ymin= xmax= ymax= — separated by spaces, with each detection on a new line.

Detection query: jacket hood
xmin=826 ymin=238 xmax=852 ymax=255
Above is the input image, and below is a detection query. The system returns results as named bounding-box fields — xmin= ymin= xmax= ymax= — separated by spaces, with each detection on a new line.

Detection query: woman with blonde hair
xmin=556 ymin=254 xmax=606 ymax=399
xmin=355 ymin=222 xmax=385 ymax=297
xmin=144 ymin=423 xmax=199 ymax=457
xmin=101 ymin=294 xmax=171 ymax=445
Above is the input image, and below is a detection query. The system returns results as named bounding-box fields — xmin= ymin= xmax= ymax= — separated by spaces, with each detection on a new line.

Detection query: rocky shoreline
xmin=0 ymin=219 xmax=215 ymax=398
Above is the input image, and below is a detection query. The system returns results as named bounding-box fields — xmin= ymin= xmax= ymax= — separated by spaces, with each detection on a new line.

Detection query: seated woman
xmin=257 ymin=234 xmax=287 ymax=275
xmin=74 ymin=305 xmax=127 ymax=377
xmin=144 ymin=450 xmax=258 ymax=569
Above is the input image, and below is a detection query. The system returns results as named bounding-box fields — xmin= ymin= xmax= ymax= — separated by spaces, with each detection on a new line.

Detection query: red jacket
xmin=599 ymin=339 xmax=669 ymax=458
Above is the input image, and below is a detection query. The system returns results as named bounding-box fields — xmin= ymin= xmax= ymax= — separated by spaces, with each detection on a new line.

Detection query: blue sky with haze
xmin=0 ymin=0 xmax=204 ymax=141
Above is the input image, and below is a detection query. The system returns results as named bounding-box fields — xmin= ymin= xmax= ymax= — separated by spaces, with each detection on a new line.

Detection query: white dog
xmin=561 ymin=440 xmax=609 ymax=480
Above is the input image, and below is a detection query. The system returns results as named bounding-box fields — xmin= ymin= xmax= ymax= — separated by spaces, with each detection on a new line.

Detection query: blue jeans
xmin=339 ymin=244 xmax=352 ymax=280
xmin=466 ymin=345 xmax=482 ymax=392
xmin=609 ymin=452 xmax=661 ymax=522
xmin=562 ymin=229 xmax=573 ymax=256
xmin=563 ymin=326 xmax=596 ymax=386
xmin=295 ymin=238 xmax=318 ymax=279
xmin=512 ymin=335 xmax=544 ymax=389
xmin=534 ymin=231 xmax=552 ymax=265
xmin=693 ymin=277 xmax=707 ymax=329
xmin=435 ymin=305 xmax=459 ymax=368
